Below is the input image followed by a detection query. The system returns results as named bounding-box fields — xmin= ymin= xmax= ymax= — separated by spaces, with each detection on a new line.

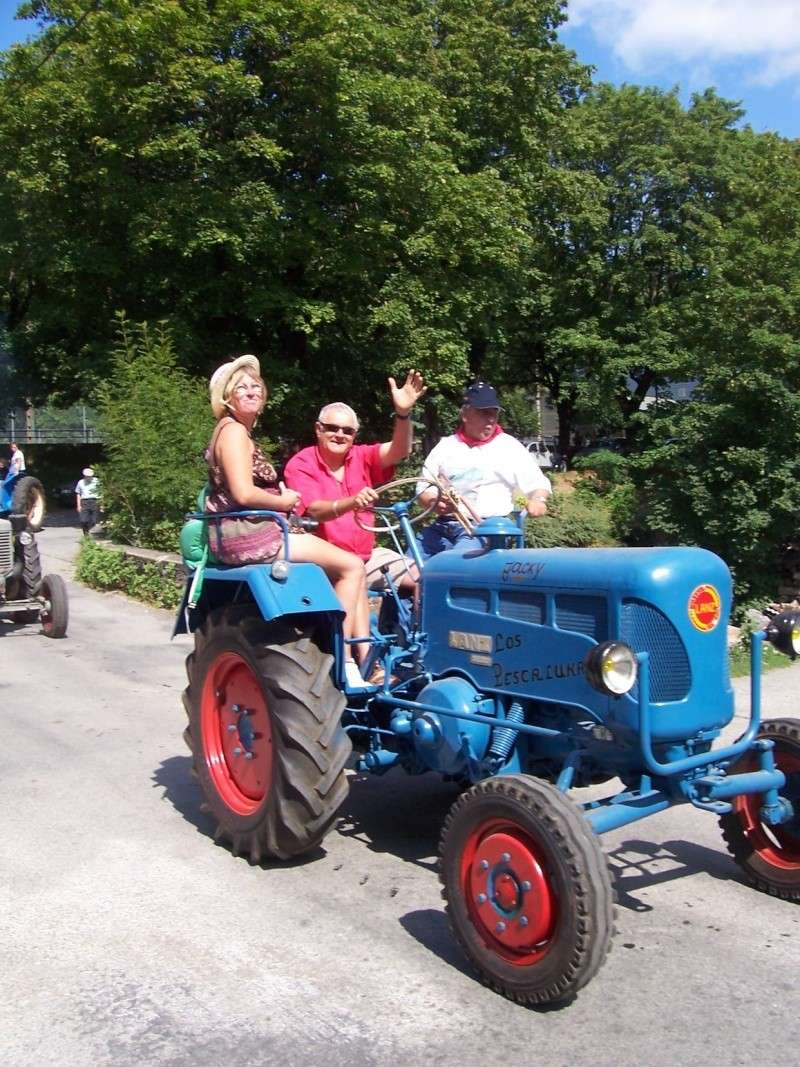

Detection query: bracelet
xmin=394 ymin=412 xmax=410 ymax=420
xmin=332 ymin=499 xmax=340 ymax=517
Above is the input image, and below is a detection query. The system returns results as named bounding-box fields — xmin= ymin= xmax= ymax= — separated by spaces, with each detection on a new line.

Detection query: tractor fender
xmin=173 ymin=560 xmax=344 ymax=636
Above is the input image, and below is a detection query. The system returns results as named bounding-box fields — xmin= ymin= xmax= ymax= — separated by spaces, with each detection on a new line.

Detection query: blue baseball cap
xmin=463 ymin=381 xmax=500 ymax=409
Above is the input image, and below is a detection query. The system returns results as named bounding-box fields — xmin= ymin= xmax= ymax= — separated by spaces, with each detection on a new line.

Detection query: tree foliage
xmin=95 ymin=317 xmax=210 ymax=549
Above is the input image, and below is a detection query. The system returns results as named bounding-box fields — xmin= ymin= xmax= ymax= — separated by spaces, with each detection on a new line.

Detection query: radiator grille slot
xmin=555 ymin=595 xmax=607 ymax=639
xmin=450 ymin=587 xmax=490 ymax=612
xmin=0 ymin=523 xmax=12 ymax=574
xmin=498 ymin=591 xmax=545 ymax=625
xmin=621 ymin=599 xmax=691 ymax=702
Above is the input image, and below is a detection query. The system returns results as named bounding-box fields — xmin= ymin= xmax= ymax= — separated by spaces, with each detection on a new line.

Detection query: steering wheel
xmin=353 ymin=477 xmax=441 ymax=534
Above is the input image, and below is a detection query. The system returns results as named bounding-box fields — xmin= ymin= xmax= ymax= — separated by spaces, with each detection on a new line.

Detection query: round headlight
xmin=764 ymin=611 xmax=800 ymax=659
xmin=585 ymin=641 xmax=638 ymax=696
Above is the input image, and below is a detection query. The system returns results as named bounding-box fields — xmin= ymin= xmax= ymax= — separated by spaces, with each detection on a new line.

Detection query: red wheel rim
xmin=460 ymin=819 xmax=558 ymax=965
xmin=734 ymin=747 xmax=800 ymax=871
xmin=200 ymin=652 xmax=273 ymax=816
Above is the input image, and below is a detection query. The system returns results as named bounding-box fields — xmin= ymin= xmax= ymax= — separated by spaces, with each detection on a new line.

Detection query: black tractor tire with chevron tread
xmin=439 ymin=774 xmax=615 ymax=1007
xmin=183 ymin=606 xmax=351 ymax=862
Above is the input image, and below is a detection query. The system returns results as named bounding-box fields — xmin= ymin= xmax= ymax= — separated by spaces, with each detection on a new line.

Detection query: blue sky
xmin=1 ymin=1 xmax=797 ymax=140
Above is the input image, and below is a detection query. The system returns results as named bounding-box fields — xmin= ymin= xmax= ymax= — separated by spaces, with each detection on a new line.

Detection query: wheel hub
xmin=201 ymin=653 xmax=273 ymax=816
xmin=468 ymin=830 xmax=554 ymax=951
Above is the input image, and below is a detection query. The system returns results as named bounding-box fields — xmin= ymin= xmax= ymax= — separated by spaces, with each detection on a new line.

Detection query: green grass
xmin=729 ymin=641 xmax=796 ymax=678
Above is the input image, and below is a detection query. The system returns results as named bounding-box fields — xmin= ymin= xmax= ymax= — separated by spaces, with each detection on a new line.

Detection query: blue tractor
xmin=0 ymin=468 xmax=68 ymax=637
xmin=175 ymin=478 xmax=800 ymax=1007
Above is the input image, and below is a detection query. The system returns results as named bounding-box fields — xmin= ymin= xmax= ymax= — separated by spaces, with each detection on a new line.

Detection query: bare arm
xmin=378 ymin=370 xmax=427 ymax=466
xmin=304 ymin=486 xmax=379 ymax=522
xmin=215 ymin=422 xmax=299 ymax=512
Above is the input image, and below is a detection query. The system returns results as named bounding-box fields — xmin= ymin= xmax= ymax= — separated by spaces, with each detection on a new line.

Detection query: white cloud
xmin=567 ymin=0 xmax=800 ymax=86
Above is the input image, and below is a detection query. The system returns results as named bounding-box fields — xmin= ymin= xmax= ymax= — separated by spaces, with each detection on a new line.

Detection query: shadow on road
xmin=336 ymin=771 xmax=462 ymax=872
xmin=608 ymin=836 xmax=739 ymax=912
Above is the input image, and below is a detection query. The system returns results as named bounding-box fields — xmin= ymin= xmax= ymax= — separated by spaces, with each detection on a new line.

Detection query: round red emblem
xmin=688 ymin=585 xmax=721 ymax=632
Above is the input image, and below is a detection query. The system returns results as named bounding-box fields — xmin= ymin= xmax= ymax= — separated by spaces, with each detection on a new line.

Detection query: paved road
xmin=1 ymin=523 xmax=798 ymax=1066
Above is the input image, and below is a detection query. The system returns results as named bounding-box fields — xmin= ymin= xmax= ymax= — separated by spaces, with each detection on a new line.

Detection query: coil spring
xmin=488 ymin=701 xmax=524 ymax=762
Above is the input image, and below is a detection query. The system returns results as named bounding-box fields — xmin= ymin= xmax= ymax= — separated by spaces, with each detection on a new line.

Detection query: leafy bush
xmin=525 ymin=490 xmax=617 ymax=549
xmin=75 ymin=539 xmax=184 ymax=610
xmin=95 ymin=318 xmax=211 ymax=550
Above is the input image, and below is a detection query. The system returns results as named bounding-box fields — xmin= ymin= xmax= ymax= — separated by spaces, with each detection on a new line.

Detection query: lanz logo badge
xmin=688 ymin=584 xmax=721 ymax=632
xmin=448 ymin=630 xmax=492 ymax=654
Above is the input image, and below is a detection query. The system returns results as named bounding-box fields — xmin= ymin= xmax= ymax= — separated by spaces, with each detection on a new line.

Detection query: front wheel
xmin=719 ymin=718 xmax=800 ymax=901
xmin=439 ymin=775 xmax=614 ymax=1007
xmin=183 ymin=607 xmax=351 ymax=862
xmin=40 ymin=574 xmax=68 ymax=638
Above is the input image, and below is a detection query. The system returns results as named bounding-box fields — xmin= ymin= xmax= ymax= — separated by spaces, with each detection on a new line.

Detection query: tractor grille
xmin=0 ymin=520 xmax=12 ymax=574
xmin=498 ymin=591 xmax=545 ymax=625
xmin=555 ymin=595 xmax=607 ymax=639
xmin=621 ymin=599 xmax=691 ymax=702
xmin=450 ymin=586 xmax=490 ymax=612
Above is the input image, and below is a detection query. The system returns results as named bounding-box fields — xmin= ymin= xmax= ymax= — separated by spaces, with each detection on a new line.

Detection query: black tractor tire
xmin=719 ymin=718 xmax=800 ymax=901
xmin=40 ymin=574 xmax=69 ymax=638
xmin=20 ymin=534 xmax=42 ymax=597
xmin=183 ymin=606 xmax=351 ymax=862
xmin=11 ymin=476 xmax=46 ymax=532
xmin=439 ymin=774 xmax=615 ymax=1007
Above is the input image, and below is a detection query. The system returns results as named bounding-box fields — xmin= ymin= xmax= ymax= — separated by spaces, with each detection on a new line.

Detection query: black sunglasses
xmin=319 ymin=422 xmax=357 ymax=437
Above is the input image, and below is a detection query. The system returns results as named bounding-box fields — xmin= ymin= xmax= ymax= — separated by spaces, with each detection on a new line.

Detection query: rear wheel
xmin=720 ymin=718 xmax=800 ymax=901
xmin=439 ymin=775 xmax=614 ymax=1007
xmin=40 ymin=574 xmax=68 ymax=638
xmin=183 ymin=606 xmax=351 ymax=862
xmin=11 ymin=476 xmax=46 ymax=532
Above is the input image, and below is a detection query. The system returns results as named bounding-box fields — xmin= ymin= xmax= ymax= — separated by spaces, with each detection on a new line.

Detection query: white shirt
xmin=75 ymin=476 xmax=99 ymax=501
xmin=418 ymin=431 xmax=551 ymax=518
xmin=9 ymin=448 xmax=25 ymax=476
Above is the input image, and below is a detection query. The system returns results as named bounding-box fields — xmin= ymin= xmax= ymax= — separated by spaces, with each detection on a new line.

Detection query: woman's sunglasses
xmin=319 ymin=422 xmax=357 ymax=437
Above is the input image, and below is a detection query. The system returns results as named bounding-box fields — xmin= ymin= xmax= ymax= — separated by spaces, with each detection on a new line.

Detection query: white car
xmin=526 ymin=439 xmax=554 ymax=469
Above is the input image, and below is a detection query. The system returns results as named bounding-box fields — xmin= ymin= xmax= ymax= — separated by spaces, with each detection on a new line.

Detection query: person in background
xmin=8 ymin=442 xmax=25 ymax=477
xmin=416 ymin=381 xmax=552 ymax=558
xmin=283 ymin=371 xmax=427 ymax=593
xmin=75 ymin=467 xmax=100 ymax=536
xmin=206 ymin=354 xmax=372 ymax=690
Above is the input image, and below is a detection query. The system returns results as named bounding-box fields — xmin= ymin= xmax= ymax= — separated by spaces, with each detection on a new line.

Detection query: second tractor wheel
xmin=40 ymin=574 xmax=69 ymax=638
xmin=183 ymin=607 xmax=351 ymax=862
xmin=720 ymin=718 xmax=800 ymax=901
xmin=439 ymin=774 xmax=615 ymax=1007
xmin=11 ymin=476 xmax=46 ymax=532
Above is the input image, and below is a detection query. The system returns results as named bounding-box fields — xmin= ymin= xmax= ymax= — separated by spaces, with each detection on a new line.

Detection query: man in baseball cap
xmin=75 ymin=466 xmax=100 ymax=536
xmin=416 ymin=380 xmax=551 ymax=557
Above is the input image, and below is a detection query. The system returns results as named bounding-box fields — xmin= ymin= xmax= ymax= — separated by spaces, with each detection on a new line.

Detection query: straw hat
xmin=82 ymin=467 xmax=94 ymax=478
xmin=209 ymin=355 xmax=261 ymax=419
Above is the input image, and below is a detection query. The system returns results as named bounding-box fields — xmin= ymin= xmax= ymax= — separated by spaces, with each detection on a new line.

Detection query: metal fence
xmin=0 ymin=428 xmax=102 ymax=444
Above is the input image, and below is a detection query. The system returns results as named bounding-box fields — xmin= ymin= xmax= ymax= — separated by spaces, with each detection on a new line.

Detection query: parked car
xmin=525 ymin=438 xmax=564 ymax=471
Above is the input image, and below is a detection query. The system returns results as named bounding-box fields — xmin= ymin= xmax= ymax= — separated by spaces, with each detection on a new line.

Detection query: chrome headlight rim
xmin=764 ymin=610 xmax=800 ymax=659
xmin=585 ymin=640 xmax=638 ymax=696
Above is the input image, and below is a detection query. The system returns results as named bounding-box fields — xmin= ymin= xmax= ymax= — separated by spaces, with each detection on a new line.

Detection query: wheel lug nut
xmin=520 ymin=915 xmax=529 ymax=927
xmin=231 ymin=704 xmax=241 ymax=714
xmin=227 ymin=724 xmax=237 ymax=733
xmin=521 ymin=880 xmax=531 ymax=892
xmin=501 ymin=852 xmax=511 ymax=863
xmin=476 ymin=893 xmax=487 ymax=904
xmin=479 ymin=859 xmax=489 ymax=871
xmin=244 ymin=752 xmax=254 ymax=761
xmin=495 ymin=921 xmax=506 ymax=933
xmin=232 ymin=747 xmax=242 ymax=756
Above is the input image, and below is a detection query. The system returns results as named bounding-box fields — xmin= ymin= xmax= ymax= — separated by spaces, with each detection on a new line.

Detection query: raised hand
xmin=388 ymin=369 xmax=427 ymax=416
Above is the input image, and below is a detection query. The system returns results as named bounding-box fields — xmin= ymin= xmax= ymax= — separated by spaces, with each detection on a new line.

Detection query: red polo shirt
xmin=284 ymin=442 xmax=394 ymax=561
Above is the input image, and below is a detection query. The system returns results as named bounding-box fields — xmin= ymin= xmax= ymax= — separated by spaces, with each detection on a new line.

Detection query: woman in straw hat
xmin=207 ymin=355 xmax=371 ymax=689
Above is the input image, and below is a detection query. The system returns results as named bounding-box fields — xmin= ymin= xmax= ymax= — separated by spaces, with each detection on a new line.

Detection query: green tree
xmin=96 ymin=317 xmax=211 ymax=549
xmin=0 ymin=0 xmax=583 ymax=443
xmin=632 ymin=130 xmax=800 ymax=598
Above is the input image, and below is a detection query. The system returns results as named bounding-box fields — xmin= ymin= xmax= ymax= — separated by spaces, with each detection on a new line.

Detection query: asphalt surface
xmin=1 ymin=521 xmax=798 ymax=1066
